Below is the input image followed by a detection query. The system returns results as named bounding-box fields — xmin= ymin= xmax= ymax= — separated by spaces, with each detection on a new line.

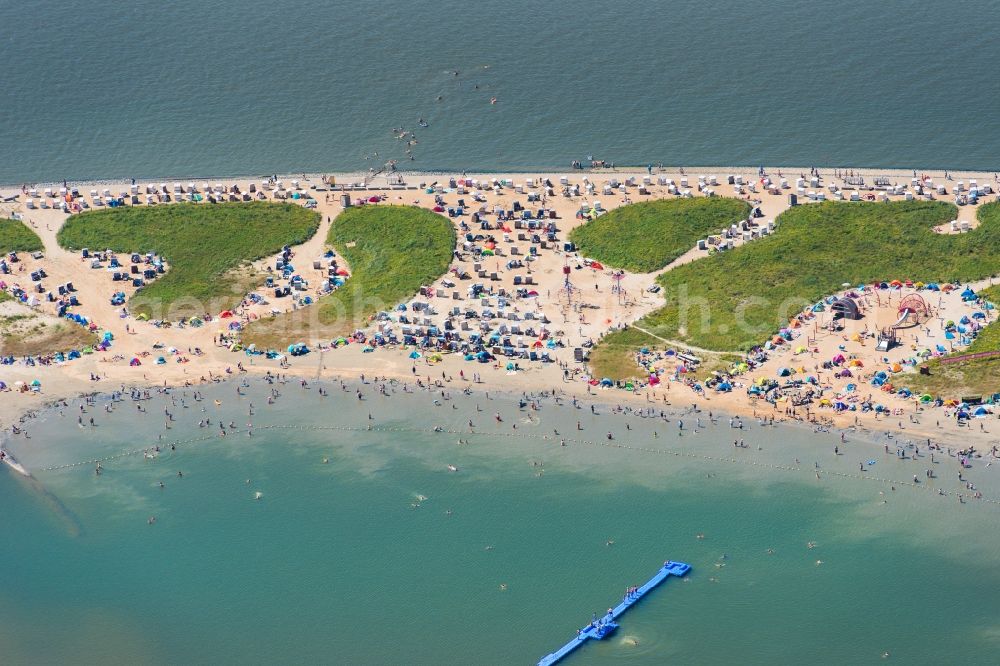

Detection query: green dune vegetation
xmin=0 ymin=217 xmax=95 ymax=353
xmin=244 ymin=205 xmax=455 ymax=348
xmin=0 ymin=314 xmax=97 ymax=356
xmin=57 ymin=203 xmax=319 ymax=318
xmin=0 ymin=218 xmax=44 ymax=304
xmin=904 ymin=284 xmax=1000 ymax=397
xmin=568 ymin=198 xmax=751 ymax=272
xmin=592 ymin=200 xmax=1000 ymax=380
xmin=0 ymin=217 xmax=44 ymax=255
xmin=966 ymin=285 xmax=1000 ymax=353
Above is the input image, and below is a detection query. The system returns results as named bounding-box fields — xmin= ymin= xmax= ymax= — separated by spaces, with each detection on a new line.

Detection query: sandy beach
xmin=6 ymin=367 xmax=999 ymax=664
xmin=3 ymin=170 xmax=1000 ymax=666
xmin=9 ymin=6 xmax=1000 ymax=663
xmin=2 ymin=164 xmax=999 ymax=462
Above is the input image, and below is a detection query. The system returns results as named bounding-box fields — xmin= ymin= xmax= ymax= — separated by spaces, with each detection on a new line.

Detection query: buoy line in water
xmin=36 ymin=422 xmax=997 ymax=506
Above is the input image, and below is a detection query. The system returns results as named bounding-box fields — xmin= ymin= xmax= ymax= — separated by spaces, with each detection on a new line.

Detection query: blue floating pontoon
xmin=537 ymin=560 xmax=690 ymax=666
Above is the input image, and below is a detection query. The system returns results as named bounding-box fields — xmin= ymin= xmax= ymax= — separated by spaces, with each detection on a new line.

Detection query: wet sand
xmin=2 ymin=166 xmax=998 ymax=463
xmin=9 ymin=372 xmax=998 ymax=510
xmin=4 ymin=370 xmax=1000 ymax=664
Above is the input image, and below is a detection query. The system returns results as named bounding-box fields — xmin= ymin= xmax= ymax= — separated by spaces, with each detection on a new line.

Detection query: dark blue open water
xmin=2 ymin=0 xmax=997 ymax=183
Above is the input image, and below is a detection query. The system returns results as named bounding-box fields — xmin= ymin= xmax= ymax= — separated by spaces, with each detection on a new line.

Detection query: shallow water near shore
xmin=3 ymin=379 xmax=1000 ymax=664
xmin=4 ymin=0 xmax=1000 ymax=183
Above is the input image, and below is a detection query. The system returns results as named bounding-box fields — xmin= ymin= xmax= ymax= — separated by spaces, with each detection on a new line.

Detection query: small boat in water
xmin=447 ymin=464 xmax=459 ymax=472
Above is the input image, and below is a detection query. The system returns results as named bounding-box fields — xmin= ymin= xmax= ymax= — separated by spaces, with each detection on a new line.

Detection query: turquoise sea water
xmin=2 ymin=0 xmax=999 ymax=183
xmin=5 ymin=8 xmax=1000 ymax=658
xmin=3 ymin=380 xmax=1000 ymax=664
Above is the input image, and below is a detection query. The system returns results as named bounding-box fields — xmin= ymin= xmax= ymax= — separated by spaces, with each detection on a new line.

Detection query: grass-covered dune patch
xmin=568 ymin=198 xmax=751 ymax=272
xmin=905 ymin=285 xmax=1000 ymax=397
xmin=58 ymin=202 xmax=319 ymax=317
xmin=244 ymin=205 xmax=455 ymax=347
xmin=0 ymin=217 xmax=44 ymax=254
xmin=595 ymin=200 xmax=1000 ymax=378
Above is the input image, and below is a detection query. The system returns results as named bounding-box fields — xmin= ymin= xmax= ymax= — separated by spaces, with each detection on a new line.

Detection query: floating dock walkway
xmin=538 ymin=560 xmax=690 ymax=666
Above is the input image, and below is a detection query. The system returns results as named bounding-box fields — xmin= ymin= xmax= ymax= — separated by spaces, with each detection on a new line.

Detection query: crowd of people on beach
xmin=5 ymin=367 xmax=1000 ymax=510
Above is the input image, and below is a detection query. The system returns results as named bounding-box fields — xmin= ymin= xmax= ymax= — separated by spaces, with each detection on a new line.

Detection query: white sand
xmin=1 ymin=166 xmax=998 ymax=455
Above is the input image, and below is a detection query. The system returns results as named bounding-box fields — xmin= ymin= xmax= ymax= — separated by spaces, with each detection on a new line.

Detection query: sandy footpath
xmin=1 ymin=165 xmax=998 ymax=454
